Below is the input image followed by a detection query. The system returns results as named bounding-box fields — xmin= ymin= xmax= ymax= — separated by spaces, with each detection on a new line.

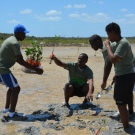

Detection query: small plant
xmin=25 ymin=39 xmax=43 ymax=67
xmin=54 ymin=35 xmax=60 ymax=45
xmin=95 ymin=119 xmax=106 ymax=135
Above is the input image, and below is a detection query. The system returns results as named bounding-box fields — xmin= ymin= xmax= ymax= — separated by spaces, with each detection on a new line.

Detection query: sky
xmin=0 ymin=0 xmax=135 ymax=37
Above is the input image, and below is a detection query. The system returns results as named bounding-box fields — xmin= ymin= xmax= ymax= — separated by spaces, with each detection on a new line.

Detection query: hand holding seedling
xmin=49 ymin=46 xmax=54 ymax=64
xmin=50 ymin=53 xmax=55 ymax=64
xmin=50 ymin=54 xmax=55 ymax=59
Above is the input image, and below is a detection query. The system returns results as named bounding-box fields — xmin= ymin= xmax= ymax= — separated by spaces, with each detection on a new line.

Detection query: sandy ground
xmin=0 ymin=46 xmax=135 ymax=135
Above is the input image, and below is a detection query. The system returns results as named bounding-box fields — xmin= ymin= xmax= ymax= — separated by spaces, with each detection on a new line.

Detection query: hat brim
xmin=24 ymin=30 xmax=29 ymax=33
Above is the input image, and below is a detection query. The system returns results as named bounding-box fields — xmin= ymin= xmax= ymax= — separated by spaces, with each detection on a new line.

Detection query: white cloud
xmin=34 ymin=14 xmax=61 ymax=21
xmin=68 ymin=11 xmax=134 ymax=26
xmin=74 ymin=4 xmax=86 ymax=8
xmin=112 ymin=14 xmax=135 ymax=24
xmin=20 ymin=9 xmax=32 ymax=14
xmin=126 ymin=14 xmax=135 ymax=17
xmin=121 ymin=8 xmax=128 ymax=12
xmin=99 ymin=1 xmax=104 ymax=4
xmin=69 ymin=12 xmax=109 ymax=22
xmin=96 ymin=12 xmax=107 ymax=17
xmin=46 ymin=10 xmax=61 ymax=16
xmin=64 ymin=5 xmax=72 ymax=8
xmin=68 ymin=14 xmax=80 ymax=19
xmin=125 ymin=14 xmax=135 ymax=24
xmin=33 ymin=10 xmax=62 ymax=21
xmin=48 ymin=16 xmax=61 ymax=21
xmin=7 ymin=19 xmax=20 ymax=24
xmin=64 ymin=4 xmax=86 ymax=9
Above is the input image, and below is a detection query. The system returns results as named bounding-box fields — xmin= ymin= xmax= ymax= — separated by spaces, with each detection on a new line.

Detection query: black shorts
xmin=114 ymin=73 xmax=135 ymax=105
xmin=72 ymin=84 xmax=87 ymax=97
xmin=65 ymin=83 xmax=87 ymax=97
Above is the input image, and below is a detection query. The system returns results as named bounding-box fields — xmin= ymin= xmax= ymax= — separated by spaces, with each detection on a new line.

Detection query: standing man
xmin=0 ymin=24 xmax=43 ymax=120
xmin=89 ymin=34 xmax=117 ymax=90
xmin=89 ymin=34 xmax=135 ymax=119
xmin=104 ymin=22 xmax=134 ymax=131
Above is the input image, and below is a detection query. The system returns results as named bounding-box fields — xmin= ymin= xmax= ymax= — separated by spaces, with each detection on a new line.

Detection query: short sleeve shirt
xmin=64 ymin=62 xmax=93 ymax=87
xmin=102 ymin=42 xmax=117 ymax=63
xmin=0 ymin=36 xmax=22 ymax=74
xmin=114 ymin=38 xmax=134 ymax=76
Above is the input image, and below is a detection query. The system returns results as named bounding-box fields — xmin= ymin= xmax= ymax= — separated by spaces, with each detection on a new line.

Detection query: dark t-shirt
xmin=64 ymin=62 xmax=93 ymax=87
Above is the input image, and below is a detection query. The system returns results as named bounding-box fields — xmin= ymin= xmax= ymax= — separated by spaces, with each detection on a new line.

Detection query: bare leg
xmin=64 ymin=84 xmax=74 ymax=106
xmin=118 ymin=105 xmax=129 ymax=129
xmin=128 ymin=93 xmax=134 ymax=114
xmin=5 ymin=88 xmax=12 ymax=109
xmin=8 ymin=86 xmax=20 ymax=112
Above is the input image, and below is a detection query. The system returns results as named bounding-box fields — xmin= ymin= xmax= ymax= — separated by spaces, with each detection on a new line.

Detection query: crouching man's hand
xmin=86 ymin=92 xmax=93 ymax=102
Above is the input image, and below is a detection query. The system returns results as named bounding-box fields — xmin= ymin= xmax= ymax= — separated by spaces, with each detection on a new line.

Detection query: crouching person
xmin=50 ymin=53 xmax=94 ymax=108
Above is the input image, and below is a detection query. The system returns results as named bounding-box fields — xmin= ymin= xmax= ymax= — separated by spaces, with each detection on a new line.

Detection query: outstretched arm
xmin=50 ymin=55 xmax=66 ymax=68
xmin=16 ymin=55 xmax=43 ymax=74
xmin=101 ymin=62 xmax=112 ymax=89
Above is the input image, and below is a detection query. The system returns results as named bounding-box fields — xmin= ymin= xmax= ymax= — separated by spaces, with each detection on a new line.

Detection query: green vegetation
xmin=0 ymin=33 xmax=135 ymax=47
xmin=25 ymin=39 xmax=43 ymax=66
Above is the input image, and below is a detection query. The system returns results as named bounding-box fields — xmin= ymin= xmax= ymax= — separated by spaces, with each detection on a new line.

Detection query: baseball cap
xmin=14 ymin=24 xmax=29 ymax=33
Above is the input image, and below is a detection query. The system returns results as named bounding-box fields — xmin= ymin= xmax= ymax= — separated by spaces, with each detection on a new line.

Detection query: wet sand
xmin=0 ymin=46 xmax=135 ymax=135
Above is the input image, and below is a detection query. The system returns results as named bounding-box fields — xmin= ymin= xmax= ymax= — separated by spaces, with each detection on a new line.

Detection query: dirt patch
xmin=0 ymin=46 xmax=135 ymax=135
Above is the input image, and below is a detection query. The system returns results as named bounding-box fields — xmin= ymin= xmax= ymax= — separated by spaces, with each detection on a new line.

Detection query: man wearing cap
xmin=0 ymin=24 xmax=43 ymax=121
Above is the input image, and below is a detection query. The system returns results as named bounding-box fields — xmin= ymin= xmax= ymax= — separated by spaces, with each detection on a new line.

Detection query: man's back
xmin=0 ymin=36 xmax=21 ymax=74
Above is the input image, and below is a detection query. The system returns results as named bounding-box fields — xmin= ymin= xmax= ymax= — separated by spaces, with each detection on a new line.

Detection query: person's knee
xmin=7 ymin=88 xmax=13 ymax=93
xmin=12 ymin=86 xmax=21 ymax=94
xmin=64 ymin=84 xmax=73 ymax=91
xmin=118 ymin=104 xmax=127 ymax=110
xmin=64 ymin=84 xmax=74 ymax=95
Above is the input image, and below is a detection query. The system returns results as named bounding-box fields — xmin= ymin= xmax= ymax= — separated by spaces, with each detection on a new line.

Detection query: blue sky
xmin=0 ymin=0 xmax=135 ymax=37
